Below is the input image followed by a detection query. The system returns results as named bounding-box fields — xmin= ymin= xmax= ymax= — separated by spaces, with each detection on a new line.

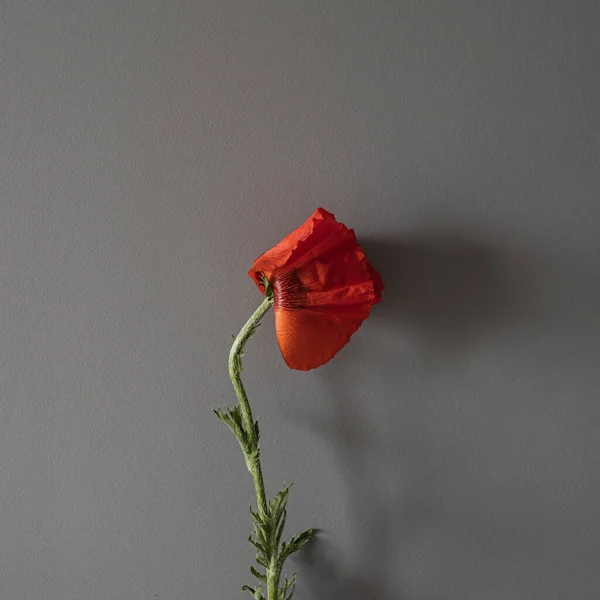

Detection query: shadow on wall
xmin=291 ymin=229 xmax=542 ymax=600
xmin=361 ymin=232 xmax=540 ymax=360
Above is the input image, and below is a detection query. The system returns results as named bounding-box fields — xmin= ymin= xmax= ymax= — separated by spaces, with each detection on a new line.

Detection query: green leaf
xmin=250 ymin=565 xmax=266 ymax=583
xmin=242 ymin=584 xmax=265 ymax=600
xmin=249 ymin=506 xmax=262 ymax=523
xmin=213 ymin=407 xmax=228 ymax=424
xmin=280 ymin=528 xmax=315 ymax=561
xmin=248 ymin=535 xmax=265 ymax=553
xmin=255 ymin=556 xmax=269 ymax=569
xmin=250 ymin=512 xmax=268 ymax=545
xmin=269 ymin=485 xmax=290 ymax=525
xmin=290 ymin=528 xmax=315 ymax=551
xmin=214 ymin=407 xmax=247 ymax=448
xmin=280 ymin=573 xmax=297 ymax=600
xmin=228 ymin=405 xmax=244 ymax=430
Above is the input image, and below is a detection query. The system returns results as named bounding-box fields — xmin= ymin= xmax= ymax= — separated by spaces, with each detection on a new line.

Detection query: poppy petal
xmin=249 ymin=208 xmax=339 ymax=290
xmin=272 ymin=256 xmax=379 ymax=369
xmin=274 ymin=305 xmax=370 ymax=371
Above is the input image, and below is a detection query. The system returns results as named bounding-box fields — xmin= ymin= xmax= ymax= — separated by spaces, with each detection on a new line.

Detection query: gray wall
xmin=1 ymin=1 xmax=599 ymax=599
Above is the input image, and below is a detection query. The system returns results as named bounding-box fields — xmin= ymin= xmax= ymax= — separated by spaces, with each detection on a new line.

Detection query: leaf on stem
xmin=280 ymin=573 xmax=297 ymax=600
xmin=242 ymin=584 xmax=265 ymax=600
xmin=279 ymin=528 xmax=315 ymax=562
xmin=213 ymin=407 xmax=247 ymax=448
xmin=250 ymin=566 xmax=266 ymax=583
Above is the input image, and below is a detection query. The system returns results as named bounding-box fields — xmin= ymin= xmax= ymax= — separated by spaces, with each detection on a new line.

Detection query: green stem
xmin=226 ymin=294 xmax=312 ymax=600
xmin=228 ymin=296 xmax=274 ymax=519
xmin=267 ymin=558 xmax=281 ymax=600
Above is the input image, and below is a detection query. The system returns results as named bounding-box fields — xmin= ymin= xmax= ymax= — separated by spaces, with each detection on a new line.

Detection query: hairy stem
xmin=223 ymin=295 xmax=317 ymax=599
xmin=267 ymin=558 xmax=282 ymax=600
xmin=228 ymin=294 xmax=274 ymax=519
xmin=228 ymin=295 xmax=312 ymax=600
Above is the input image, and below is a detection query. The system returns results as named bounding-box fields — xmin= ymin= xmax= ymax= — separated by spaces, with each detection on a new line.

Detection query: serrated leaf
xmin=252 ymin=520 xmax=268 ymax=545
xmin=290 ymin=528 xmax=314 ymax=550
xmin=242 ymin=584 xmax=265 ymax=600
xmin=281 ymin=573 xmax=296 ymax=594
xmin=250 ymin=565 xmax=266 ymax=582
xmin=214 ymin=407 xmax=248 ymax=448
xmin=285 ymin=584 xmax=296 ymax=600
xmin=281 ymin=573 xmax=297 ymax=600
xmin=269 ymin=486 xmax=290 ymax=527
xmin=249 ymin=507 xmax=262 ymax=523
xmin=229 ymin=405 xmax=244 ymax=429
xmin=248 ymin=534 xmax=265 ymax=551
xmin=281 ymin=573 xmax=296 ymax=590
xmin=280 ymin=528 xmax=315 ymax=562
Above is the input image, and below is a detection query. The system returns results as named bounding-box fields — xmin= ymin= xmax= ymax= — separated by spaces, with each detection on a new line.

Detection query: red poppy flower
xmin=248 ymin=208 xmax=383 ymax=371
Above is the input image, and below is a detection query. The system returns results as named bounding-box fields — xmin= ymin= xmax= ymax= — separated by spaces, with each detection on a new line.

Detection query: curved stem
xmin=225 ymin=295 xmax=314 ymax=599
xmin=228 ymin=296 xmax=273 ymax=519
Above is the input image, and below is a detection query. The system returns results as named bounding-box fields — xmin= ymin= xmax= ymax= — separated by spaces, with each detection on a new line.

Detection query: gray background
xmin=1 ymin=1 xmax=599 ymax=599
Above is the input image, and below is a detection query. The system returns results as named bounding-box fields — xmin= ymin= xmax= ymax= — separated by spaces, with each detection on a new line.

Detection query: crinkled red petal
xmin=248 ymin=208 xmax=383 ymax=370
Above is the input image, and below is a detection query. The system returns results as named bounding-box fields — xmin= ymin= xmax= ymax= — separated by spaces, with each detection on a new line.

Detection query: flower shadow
xmin=361 ymin=230 xmax=540 ymax=361
xmin=290 ymin=229 xmax=542 ymax=600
